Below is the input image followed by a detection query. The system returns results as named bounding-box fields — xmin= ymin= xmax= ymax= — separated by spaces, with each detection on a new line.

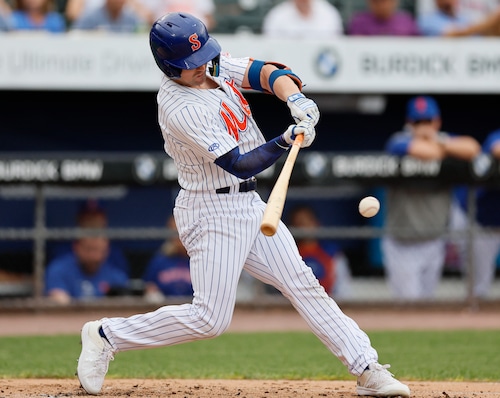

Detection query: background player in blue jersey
xmin=451 ymin=128 xmax=500 ymax=298
xmin=45 ymin=236 xmax=129 ymax=304
xmin=382 ymin=96 xmax=480 ymax=301
xmin=142 ymin=215 xmax=193 ymax=302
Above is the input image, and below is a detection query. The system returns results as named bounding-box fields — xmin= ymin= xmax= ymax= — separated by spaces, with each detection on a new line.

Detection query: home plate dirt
xmin=1 ymin=379 xmax=500 ymax=397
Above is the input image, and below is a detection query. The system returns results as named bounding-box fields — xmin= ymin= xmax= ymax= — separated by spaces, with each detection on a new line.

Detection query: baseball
xmin=358 ymin=196 xmax=380 ymax=218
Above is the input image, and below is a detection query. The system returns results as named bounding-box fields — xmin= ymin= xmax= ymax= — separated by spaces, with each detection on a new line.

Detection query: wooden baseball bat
xmin=260 ymin=134 xmax=304 ymax=236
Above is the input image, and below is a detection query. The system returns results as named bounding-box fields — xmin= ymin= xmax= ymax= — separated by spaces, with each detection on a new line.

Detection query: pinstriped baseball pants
xmin=102 ymin=189 xmax=378 ymax=377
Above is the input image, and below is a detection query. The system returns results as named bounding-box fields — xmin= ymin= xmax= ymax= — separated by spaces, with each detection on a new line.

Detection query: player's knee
xmin=192 ymin=313 xmax=231 ymax=339
xmin=197 ymin=325 xmax=227 ymax=339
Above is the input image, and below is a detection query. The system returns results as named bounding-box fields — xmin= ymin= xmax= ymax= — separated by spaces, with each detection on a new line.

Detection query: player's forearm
xmin=407 ymin=139 xmax=445 ymax=160
xmin=244 ymin=60 xmax=302 ymax=99
xmin=214 ymin=136 xmax=289 ymax=179
xmin=446 ymin=9 xmax=500 ymax=37
xmin=408 ymin=136 xmax=480 ymax=160
xmin=442 ymin=136 xmax=481 ymax=160
xmin=260 ymin=65 xmax=301 ymax=102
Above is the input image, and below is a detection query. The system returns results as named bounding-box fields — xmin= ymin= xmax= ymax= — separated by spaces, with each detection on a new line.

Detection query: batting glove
xmin=287 ymin=93 xmax=320 ymax=126
xmin=282 ymin=120 xmax=316 ymax=148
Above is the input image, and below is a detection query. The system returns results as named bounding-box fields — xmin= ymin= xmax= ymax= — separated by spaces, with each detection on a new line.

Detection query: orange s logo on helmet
xmin=189 ymin=33 xmax=201 ymax=51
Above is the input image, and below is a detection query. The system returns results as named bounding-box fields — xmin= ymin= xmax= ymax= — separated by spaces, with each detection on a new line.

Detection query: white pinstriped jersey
xmin=157 ymin=55 xmax=266 ymax=191
xmin=98 ymin=51 xmax=382 ymax=385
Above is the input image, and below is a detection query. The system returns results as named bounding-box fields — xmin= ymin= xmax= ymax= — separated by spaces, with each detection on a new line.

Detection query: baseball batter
xmin=77 ymin=12 xmax=410 ymax=397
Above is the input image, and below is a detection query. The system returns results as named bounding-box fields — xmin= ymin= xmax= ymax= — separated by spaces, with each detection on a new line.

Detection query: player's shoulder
xmin=158 ymin=79 xmax=208 ymax=110
xmin=388 ymin=128 xmax=412 ymax=141
xmin=385 ymin=129 xmax=412 ymax=153
xmin=482 ymin=129 xmax=500 ymax=151
xmin=487 ymin=129 xmax=500 ymax=141
xmin=46 ymin=252 xmax=78 ymax=272
xmin=48 ymin=251 xmax=77 ymax=265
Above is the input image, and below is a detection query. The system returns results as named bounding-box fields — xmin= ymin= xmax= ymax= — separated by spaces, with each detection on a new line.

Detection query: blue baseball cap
xmin=406 ymin=96 xmax=440 ymax=122
xmin=78 ymin=198 xmax=105 ymax=215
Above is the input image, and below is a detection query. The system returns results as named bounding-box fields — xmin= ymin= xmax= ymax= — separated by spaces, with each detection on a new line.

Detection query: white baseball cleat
xmin=357 ymin=363 xmax=410 ymax=397
xmin=77 ymin=320 xmax=114 ymax=395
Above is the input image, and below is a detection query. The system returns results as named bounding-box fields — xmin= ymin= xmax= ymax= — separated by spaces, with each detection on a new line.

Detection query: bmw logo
xmin=304 ymin=152 xmax=328 ymax=178
xmin=470 ymin=153 xmax=493 ymax=180
xmin=315 ymin=48 xmax=340 ymax=78
xmin=133 ymin=154 xmax=158 ymax=184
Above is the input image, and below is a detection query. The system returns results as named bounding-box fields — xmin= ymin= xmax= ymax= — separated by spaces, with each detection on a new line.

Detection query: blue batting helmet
xmin=150 ymin=12 xmax=221 ymax=79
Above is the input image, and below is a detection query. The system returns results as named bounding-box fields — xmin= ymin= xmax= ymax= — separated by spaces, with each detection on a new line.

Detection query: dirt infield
xmin=2 ymin=379 xmax=500 ymax=398
xmin=1 ymin=305 xmax=499 ymax=397
xmin=2 ymin=305 xmax=500 ymax=336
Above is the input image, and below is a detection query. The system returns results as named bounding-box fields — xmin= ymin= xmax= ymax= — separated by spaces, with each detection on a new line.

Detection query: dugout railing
xmin=0 ymin=152 xmax=498 ymax=309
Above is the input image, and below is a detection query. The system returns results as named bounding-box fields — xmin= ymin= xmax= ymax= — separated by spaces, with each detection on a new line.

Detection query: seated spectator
xmin=45 ymin=236 xmax=129 ymax=304
xmin=71 ymin=0 xmax=144 ymax=32
xmin=262 ymin=0 xmax=343 ymax=38
xmin=348 ymin=0 xmax=420 ymax=36
xmin=142 ymin=215 xmax=192 ymax=302
xmin=0 ymin=0 xmax=10 ymax=13
xmin=49 ymin=199 xmax=130 ymax=276
xmin=417 ymin=0 xmax=499 ymax=24
xmin=418 ymin=0 xmax=475 ymax=35
xmin=444 ymin=7 xmax=500 ymax=36
xmin=134 ymin=0 xmax=216 ymax=30
xmin=65 ymin=0 xmax=102 ymax=24
xmin=0 ymin=13 xmax=11 ymax=31
xmin=0 ymin=0 xmax=12 ymax=30
xmin=287 ymin=205 xmax=352 ymax=299
xmin=10 ymin=0 xmax=66 ymax=32
xmin=65 ymin=0 xmax=146 ymax=27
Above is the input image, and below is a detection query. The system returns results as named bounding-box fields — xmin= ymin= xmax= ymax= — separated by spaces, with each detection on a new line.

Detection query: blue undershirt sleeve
xmin=386 ymin=135 xmax=411 ymax=156
xmin=483 ymin=130 xmax=500 ymax=153
xmin=214 ymin=136 xmax=290 ymax=179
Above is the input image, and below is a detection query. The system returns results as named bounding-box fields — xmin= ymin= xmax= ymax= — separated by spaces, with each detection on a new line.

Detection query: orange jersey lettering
xmin=225 ymin=79 xmax=251 ymax=117
xmin=220 ymin=102 xmax=247 ymax=141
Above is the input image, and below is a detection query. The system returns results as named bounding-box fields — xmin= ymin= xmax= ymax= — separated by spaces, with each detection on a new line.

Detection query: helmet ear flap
xmin=149 ymin=39 xmax=181 ymax=78
xmin=162 ymin=60 xmax=182 ymax=78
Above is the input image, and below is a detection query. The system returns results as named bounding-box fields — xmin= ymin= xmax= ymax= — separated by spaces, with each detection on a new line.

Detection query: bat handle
xmin=260 ymin=133 xmax=304 ymax=237
xmin=293 ymin=133 xmax=304 ymax=148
